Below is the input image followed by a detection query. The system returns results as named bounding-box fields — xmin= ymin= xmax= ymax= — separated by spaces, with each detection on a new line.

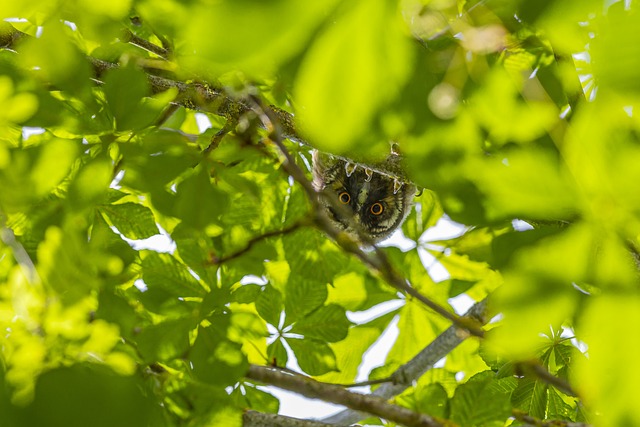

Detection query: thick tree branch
xmin=245 ymin=365 xmax=446 ymax=427
xmin=323 ymin=299 xmax=487 ymax=425
xmin=0 ymin=23 xmax=410 ymax=184
xmin=243 ymin=410 xmax=353 ymax=427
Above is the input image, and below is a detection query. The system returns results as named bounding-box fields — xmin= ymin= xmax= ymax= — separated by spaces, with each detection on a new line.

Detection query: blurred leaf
xmin=469 ymin=67 xmax=559 ymax=145
xmin=295 ymin=0 xmax=413 ymax=152
xmin=68 ymin=157 xmax=113 ymax=210
xmin=173 ymin=166 xmax=229 ymax=230
xmin=18 ymin=23 xmax=92 ymax=96
xmin=10 ymin=365 xmax=159 ymax=427
xmin=575 ymin=295 xmax=640 ymax=426
xmin=183 ymin=0 xmax=340 ymax=77
xmin=592 ymin=8 xmax=640 ymax=95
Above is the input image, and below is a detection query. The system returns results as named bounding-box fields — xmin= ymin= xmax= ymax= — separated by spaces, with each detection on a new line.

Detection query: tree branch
xmin=245 ymin=365 xmax=446 ymax=427
xmin=0 ymin=23 xmax=411 ymax=184
xmin=209 ymin=220 xmax=307 ymax=265
xmin=512 ymin=409 xmax=589 ymax=427
xmin=247 ymin=95 xmax=485 ymax=338
xmin=121 ymin=28 xmax=169 ymax=59
xmin=322 ymin=299 xmax=487 ymax=425
xmin=243 ymin=410 xmax=353 ymax=427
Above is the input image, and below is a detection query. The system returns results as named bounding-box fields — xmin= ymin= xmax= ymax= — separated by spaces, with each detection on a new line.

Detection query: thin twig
xmin=209 ymin=220 xmax=307 ymax=265
xmin=518 ymin=361 xmax=579 ymax=398
xmin=246 ymin=365 xmax=445 ymax=427
xmin=203 ymin=117 xmax=237 ymax=156
xmin=121 ymin=28 xmax=170 ymax=59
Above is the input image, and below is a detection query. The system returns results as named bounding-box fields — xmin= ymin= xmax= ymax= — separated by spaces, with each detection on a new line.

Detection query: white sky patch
xmin=119 ymin=225 xmax=176 ymax=254
xmin=195 ymin=113 xmax=212 ymax=133
xmin=21 ymin=127 xmax=45 ymax=140
xmin=512 ymin=219 xmax=534 ymax=231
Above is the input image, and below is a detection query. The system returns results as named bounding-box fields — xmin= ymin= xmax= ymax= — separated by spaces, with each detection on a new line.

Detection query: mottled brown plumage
xmin=312 ymin=151 xmax=416 ymax=244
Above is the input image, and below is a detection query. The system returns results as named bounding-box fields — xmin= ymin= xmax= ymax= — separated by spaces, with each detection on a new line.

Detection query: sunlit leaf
xmin=450 ymin=371 xmax=514 ymax=427
xmin=291 ymin=304 xmax=351 ymax=343
xmin=287 ymin=337 xmax=338 ymax=376
xmin=98 ymin=202 xmax=159 ymax=240
xmin=295 ymin=0 xmax=413 ymax=152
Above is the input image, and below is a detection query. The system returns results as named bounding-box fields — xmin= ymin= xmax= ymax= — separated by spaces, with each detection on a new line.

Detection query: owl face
xmin=312 ymin=151 xmax=416 ymax=243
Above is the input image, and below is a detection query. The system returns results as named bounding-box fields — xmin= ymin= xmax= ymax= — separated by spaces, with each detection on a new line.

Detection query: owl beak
xmin=357 ymin=182 xmax=370 ymax=205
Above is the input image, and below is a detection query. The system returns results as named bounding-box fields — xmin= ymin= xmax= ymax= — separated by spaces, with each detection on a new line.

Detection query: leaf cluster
xmin=1 ymin=1 xmax=639 ymax=427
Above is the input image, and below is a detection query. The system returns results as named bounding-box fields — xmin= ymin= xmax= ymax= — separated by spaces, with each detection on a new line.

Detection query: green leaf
xmin=190 ymin=323 xmax=249 ymax=387
xmin=232 ymin=386 xmax=279 ymax=415
xmin=284 ymin=279 xmax=328 ymax=323
xmin=137 ymin=318 xmax=195 ymax=362
xmin=414 ymin=383 xmax=450 ymax=419
xmin=18 ymin=22 xmax=92 ymax=96
xmin=30 ymin=138 xmax=79 ymax=197
xmin=9 ymin=364 xmax=159 ymax=427
xmin=450 ymin=371 xmax=514 ymax=427
xmin=546 ymin=387 xmax=574 ymax=421
xmin=287 ymin=338 xmax=338 ymax=376
xmin=141 ymin=251 xmax=207 ymax=297
xmin=98 ymin=202 xmax=159 ymax=240
xmin=469 ymin=147 xmax=579 ymax=221
xmin=402 ymin=190 xmax=443 ymax=241
xmin=183 ymin=0 xmax=340 ymax=78
xmin=387 ymin=298 xmax=447 ymax=365
xmin=68 ymin=157 xmax=113 ymax=209
xmin=102 ymin=65 xmax=163 ymax=131
xmin=295 ymin=0 xmax=413 ymax=151
xmin=173 ymin=166 xmax=230 ymax=230
xmin=267 ymin=338 xmax=289 ymax=367
xmin=283 ymin=228 xmax=348 ymax=283
xmin=255 ymin=285 xmax=284 ymax=327
xmin=575 ymin=295 xmax=640 ymax=426
xmin=291 ymin=304 xmax=352 ymax=343
xmin=317 ymin=309 xmax=397 ymax=384
xmin=511 ymin=377 xmax=548 ymax=419
xmin=231 ymin=283 xmax=262 ymax=304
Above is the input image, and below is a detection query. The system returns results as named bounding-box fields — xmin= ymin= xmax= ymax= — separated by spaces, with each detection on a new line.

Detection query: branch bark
xmin=245 ymin=365 xmax=446 ymax=427
xmin=0 ymin=22 xmax=411 ymax=184
xmin=243 ymin=410 xmax=353 ymax=427
xmin=322 ymin=299 xmax=487 ymax=425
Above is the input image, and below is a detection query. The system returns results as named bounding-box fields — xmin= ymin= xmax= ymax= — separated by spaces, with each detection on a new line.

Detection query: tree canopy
xmin=1 ymin=1 xmax=639 ymax=426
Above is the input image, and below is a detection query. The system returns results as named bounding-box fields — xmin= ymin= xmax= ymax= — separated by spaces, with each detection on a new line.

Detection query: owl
xmin=312 ymin=150 xmax=416 ymax=244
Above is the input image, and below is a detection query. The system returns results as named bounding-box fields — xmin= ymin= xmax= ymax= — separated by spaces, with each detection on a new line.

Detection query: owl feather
xmin=312 ymin=151 xmax=416 ymax=244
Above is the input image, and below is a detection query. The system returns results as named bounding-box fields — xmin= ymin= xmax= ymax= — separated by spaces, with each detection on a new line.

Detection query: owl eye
xmin=338 ymin=191 xmax=351 ymax=204
xmin=370 ymin=202 xmax=384 ymax=215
